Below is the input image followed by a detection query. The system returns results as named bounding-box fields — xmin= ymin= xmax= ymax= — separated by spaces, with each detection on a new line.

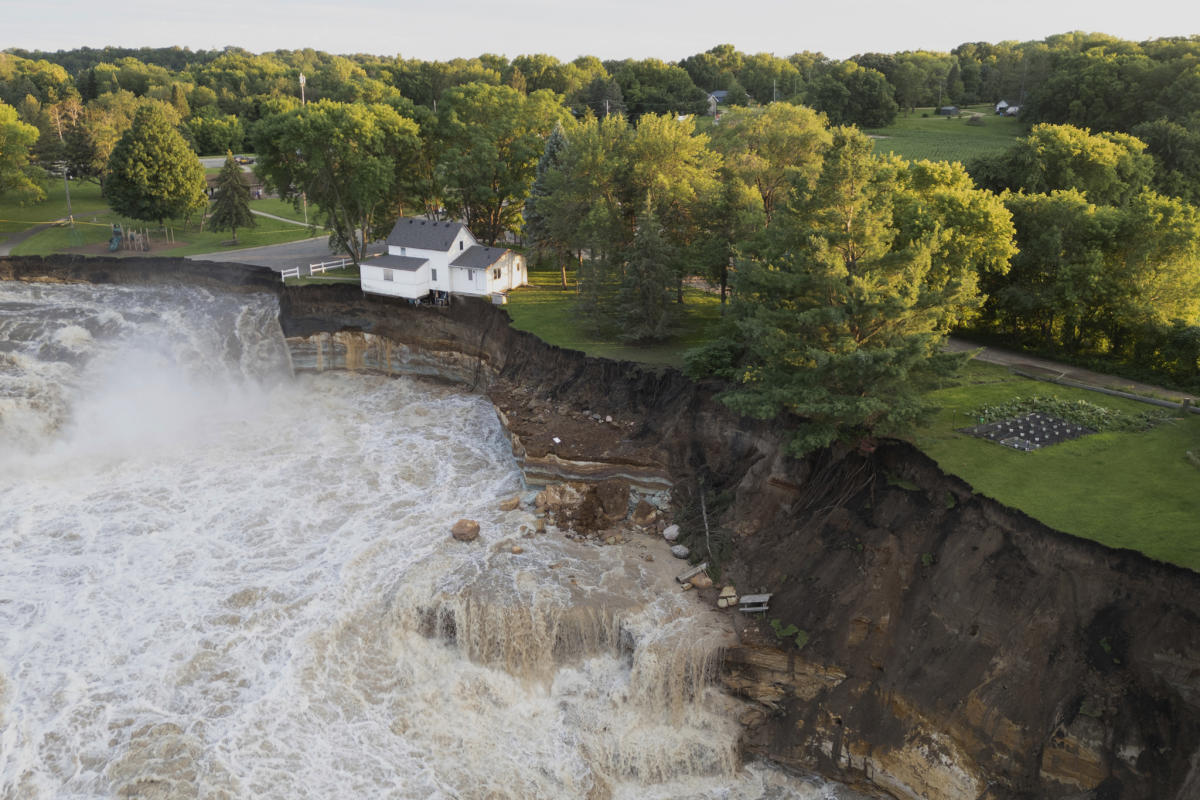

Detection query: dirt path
xmin=947 ymin=337 xmax=1196 ymax=403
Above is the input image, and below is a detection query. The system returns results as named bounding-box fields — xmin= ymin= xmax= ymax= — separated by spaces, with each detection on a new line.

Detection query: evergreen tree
xmin=617 ymin=202 xmax=677 ymax=342
xmin=104 ymin=104 xmax=206 ymax=225
xmin=575 ymin=76 xmax=626 ymax=118
xmin=208 ymin=151 xmax=256 ymax=243
xmin=687 ymin=128 xmax=1005 ymax=454
xmin=169 ymin=83 xmax=190 ymax=119
xmin=524 ymin=123 xmax=571 ymax=287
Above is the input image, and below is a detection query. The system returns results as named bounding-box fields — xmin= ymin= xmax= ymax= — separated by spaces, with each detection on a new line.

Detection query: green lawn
xmin=10 ymin=206 xmax=315 ymax=258
xmin=284 ymin=265 xmax=360 ymax=286
xmin=0 ymin=180 xmax=109 ymax=236
xmin=866 ymin=105 xmax=1027 ymax=164
xmin=504 ymin=264 xmax=725 ymax=368
xmin=250 ymin=197 xmax=311 ymax=224
xmin=911 ymin=361 xmax=1200 ymax=570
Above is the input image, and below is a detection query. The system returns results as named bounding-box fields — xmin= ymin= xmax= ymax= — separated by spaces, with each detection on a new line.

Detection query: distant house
xmin=706 ymin=90 xmax=728 ymax=116
xmin=937 ymin=106 xmax=960 ymax=116
xmin=995 ymin=100 xmax=1010 ymax=115
xmin=1004 ymin=105 xmax=1021 ymax=117
xmin=359 ymin=217 xmax=527 ymax=303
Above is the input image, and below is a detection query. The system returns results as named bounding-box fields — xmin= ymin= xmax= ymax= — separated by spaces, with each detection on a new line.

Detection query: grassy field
xmin=1 ymin=176 xmax=314 ymax=257
xmin=250 ymin=197 xmax=310 ymax=223
xmin=10 ymin=210 xmax=314 ymax=258
xmin=866 ymin=105 xmax=1027 ymax=164
xmin=284 ymin=265 xmax=360 ymax=286
xmin=504 ymin=264 xmax=725 ymax=368
xmin=0 ymin=180 xmax=109 ymax=237
xmin=911 ymin=361 xmax=1200 ymax=570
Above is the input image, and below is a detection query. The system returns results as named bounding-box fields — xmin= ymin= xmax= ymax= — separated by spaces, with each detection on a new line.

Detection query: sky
xmin=4 ymin=0 xmax=1199 ymax=62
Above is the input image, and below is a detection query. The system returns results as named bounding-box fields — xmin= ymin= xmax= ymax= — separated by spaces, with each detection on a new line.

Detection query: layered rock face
xmin=5 ymin=255 xmax=1200 ymax=799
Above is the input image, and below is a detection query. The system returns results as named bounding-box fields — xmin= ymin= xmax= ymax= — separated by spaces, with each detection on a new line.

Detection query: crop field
xmin=866 ymin=105 xmax=1027 ymax=164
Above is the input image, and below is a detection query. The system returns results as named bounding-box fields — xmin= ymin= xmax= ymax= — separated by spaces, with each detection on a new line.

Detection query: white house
xmin=359 ymin=218 xmax=527 ymax=303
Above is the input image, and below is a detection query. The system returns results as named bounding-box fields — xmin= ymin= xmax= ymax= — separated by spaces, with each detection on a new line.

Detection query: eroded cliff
xmin=4 ymin=255 xmax=1199 ymax=800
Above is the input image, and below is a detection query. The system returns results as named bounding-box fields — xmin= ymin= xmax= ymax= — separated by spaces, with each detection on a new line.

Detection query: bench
xmin=739 ymin=593 xmax=772 ymax=613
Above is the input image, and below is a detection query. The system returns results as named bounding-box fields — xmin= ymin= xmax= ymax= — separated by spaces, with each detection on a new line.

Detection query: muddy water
xmin=0 ymin=283 xmax=857 ymax=799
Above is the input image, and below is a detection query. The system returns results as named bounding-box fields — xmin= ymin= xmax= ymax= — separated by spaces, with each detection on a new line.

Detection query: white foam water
xmin=0 ymin=283 xmax=860 ymax=800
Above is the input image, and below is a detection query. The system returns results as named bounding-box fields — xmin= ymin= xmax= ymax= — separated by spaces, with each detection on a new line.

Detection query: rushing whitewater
xmin=0 ymin=282 xmax=855 ymax=799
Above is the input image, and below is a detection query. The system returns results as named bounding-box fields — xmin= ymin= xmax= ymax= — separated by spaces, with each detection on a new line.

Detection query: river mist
xmin=0 ymin=283 xmax=857 ymax=800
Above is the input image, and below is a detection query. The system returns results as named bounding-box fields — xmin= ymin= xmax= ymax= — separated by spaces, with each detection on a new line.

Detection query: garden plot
xmin=960 ymin=411 xmax=1095 ymax=451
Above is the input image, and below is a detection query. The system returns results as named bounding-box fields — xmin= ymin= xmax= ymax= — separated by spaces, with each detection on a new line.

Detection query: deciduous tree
xmin=104 ymin=103 xmax=205 ymax=225
xmin=436 ymin=83 xmax=567 ymax=245
xmin=253 ymin=100 xmax=422 ymax=263
xmin=0 ymin=100 xmax=45 ymax=204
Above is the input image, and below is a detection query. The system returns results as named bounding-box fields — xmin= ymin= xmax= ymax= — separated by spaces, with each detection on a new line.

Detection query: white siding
xmin=360 ymin=263 xmax=431 ymax=300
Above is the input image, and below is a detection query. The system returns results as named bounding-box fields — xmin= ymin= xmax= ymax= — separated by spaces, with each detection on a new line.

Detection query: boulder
xmin=670 ymin=544 xmax=690 ymax=559
xmin=689 ymin=572 xmax=713 ymax=589
xmin=632 ymin=500 xmax=657 ymax=527
xmin=498 ymin=495 xmax=521 ymax=512
xmin=595 ymin=478 xmax=631 ymax=521
xmin=662 ymin=524 xmax=680 ymax=542
xmin=535 ymin=483 xmax=585 ymax=513
xmin=451 ymin=519 xmax=480 ymax=542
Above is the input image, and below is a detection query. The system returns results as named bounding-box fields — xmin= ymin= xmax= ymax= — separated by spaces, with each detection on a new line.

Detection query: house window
xmin=493 ymin=267 xmax=501 ymax=280
xmin=383 ymin=269 xmax=393 ymax=282
xmin=459 ymin=241 xmax=464 ymax=250
xmin=400 ymin=247 xmax=407 ymax=256
xmin=431 ymin=268 xmax=437 ymax=281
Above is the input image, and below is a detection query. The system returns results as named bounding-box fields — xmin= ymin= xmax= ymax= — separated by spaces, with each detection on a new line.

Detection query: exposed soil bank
xmin=5 ymin=255 xmax=1200 ymax=800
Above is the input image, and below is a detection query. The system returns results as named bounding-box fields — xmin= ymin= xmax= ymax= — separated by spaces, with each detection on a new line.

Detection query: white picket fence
xmin=280 ymin=258 xmax=354 ymax=283
xmin=309 ymin=258 xmax=352 ymax=275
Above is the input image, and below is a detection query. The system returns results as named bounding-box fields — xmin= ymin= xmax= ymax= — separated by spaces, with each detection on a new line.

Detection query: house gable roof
xmin=385 ymin=217 xmax=468 ymax=251
xmin=362 ymin=254 xmax=428 ymax=272
xmin=450 ymin=245 xmax=507 ymax=270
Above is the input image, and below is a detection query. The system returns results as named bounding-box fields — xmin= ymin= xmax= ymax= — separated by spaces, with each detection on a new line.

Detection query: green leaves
xmin=103 ymin=103 xmax=205 ymax=224
xmin=252 ymin=100 xmax=421 ymax=262
xmin=690 ymin=127 xmax=1006 ymax=455
xmin=0 ymin=101 xmax=45 ymax=204
xmin=435 ymin=83 xmax=567 ymax=245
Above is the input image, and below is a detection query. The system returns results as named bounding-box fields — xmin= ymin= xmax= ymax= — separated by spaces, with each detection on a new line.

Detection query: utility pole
xmin=773 ymin=79 xmax=777 ymax=103
xmin=299 ymin=72 xmax=308 ymax=227
xmin=61 ymin=164 xmax=73 ymax=226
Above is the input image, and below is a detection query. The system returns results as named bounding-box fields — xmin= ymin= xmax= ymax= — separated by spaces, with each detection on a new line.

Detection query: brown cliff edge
xmin=4 ymin=254 xmax=1198 ymax=800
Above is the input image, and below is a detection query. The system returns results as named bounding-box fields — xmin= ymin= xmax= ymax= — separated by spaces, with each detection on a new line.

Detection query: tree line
xmin=3 ymin=36 xmax=1200 ymax=453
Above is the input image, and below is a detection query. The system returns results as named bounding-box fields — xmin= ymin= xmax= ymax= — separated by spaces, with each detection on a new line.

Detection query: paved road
xmin=250 ymin=209 xmax=309 ymax=227
xmin=199 ymin=155 xmax=255 ymax=168
xmin=187 ymin=236 xmax=347 ymax=272
xmin=0 ymin=222 xmax=56 ymax=256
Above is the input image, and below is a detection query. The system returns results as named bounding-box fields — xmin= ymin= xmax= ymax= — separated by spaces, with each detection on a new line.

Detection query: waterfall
xmin=0 ymin=282 xmax=859 ymax=800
